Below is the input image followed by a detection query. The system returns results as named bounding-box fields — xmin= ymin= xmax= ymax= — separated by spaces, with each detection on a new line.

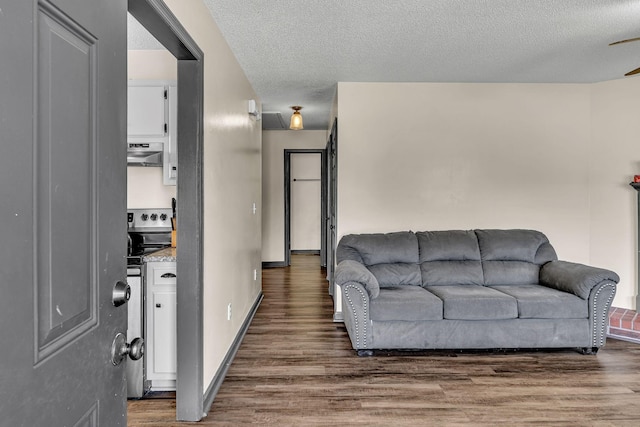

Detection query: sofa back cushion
xmin=336 ymin=232 xmax=421 ymax=287
xmin=475 ymin=229 xmax=557 ymax=286
xmin=337 ymin=229 xmax=558 ymax=288
xmin=417 ymin=230 xmax=484 ymax=286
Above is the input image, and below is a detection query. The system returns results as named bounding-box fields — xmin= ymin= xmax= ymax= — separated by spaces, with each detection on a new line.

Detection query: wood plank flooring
xmin=128 ymin=254 xmax=640 ymax=426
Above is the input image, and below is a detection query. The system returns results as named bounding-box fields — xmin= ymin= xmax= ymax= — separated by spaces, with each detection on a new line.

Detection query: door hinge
xmin=164 ymin=89 xmax=168 ymax=99
xmin=164 ymin=123 xmax=168 ymax=134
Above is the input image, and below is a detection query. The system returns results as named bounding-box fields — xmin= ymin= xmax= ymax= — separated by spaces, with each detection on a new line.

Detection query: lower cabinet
xmin=145 ymin=261 xmax=177 ymax=391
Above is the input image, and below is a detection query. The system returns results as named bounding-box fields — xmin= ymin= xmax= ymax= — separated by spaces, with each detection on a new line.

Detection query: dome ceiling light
xmin=289 ymin=106 xmax=303 ymax=130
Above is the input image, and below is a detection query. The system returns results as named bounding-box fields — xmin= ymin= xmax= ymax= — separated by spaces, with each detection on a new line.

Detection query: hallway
xmin=128 ymin=254 xmax=640 ymax=426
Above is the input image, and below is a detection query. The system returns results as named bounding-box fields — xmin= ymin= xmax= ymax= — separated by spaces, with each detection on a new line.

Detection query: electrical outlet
xmin=253 ymin=269 xmax=257 ymax=281
xmin=252 ymin=202 xmax=257 ymax=215
xmin=227 ymin=303 xmax=232 ymax=320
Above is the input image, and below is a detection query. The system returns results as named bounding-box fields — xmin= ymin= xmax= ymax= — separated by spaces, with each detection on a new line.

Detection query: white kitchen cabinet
xmin=145 ymin=261 xmax=177 ymax=391
xmin=127 ymin=80 xmax=177 ymax=186
xmin=127 ymin=84 xmax=166 ymax=138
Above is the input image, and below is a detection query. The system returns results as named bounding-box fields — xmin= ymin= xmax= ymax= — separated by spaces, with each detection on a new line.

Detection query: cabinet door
xmin=152 ymin=265 xmax=178 ymax=285
xmin=163 ymin=84 xmax=178 ymax=185
xmin=127 ymin=85 xmax=166 ymax=138
xmin=152 ymin=291 xmax=177 ymax=375
xmin=145 ymin=261 xmax=177 ymax=386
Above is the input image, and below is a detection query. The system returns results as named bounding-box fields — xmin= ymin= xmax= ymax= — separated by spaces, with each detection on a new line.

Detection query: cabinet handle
xmin=160 ymin=272 xmax=176 ymax=278
xmin=156 ymin=303 xmax=162 ymax=308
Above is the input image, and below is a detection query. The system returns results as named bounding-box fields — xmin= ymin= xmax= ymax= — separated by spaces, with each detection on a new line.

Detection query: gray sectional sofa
xmin=335 ymin=230 xmax=619 ymax=356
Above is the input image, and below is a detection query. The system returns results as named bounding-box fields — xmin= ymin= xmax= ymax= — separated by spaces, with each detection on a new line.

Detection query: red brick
xmin=609 ymin=312 xmax=623 ymax=328
xmin=621 ymin=318 xmax=635 ymax=330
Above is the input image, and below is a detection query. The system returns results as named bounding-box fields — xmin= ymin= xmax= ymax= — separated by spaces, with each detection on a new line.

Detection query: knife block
xmin=171 ymin=218 xmax=177 ymax=247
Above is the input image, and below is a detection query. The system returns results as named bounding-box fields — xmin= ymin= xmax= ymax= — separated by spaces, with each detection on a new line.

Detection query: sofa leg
xmin=357 ymin=349 xmax=374 ymax=357
xmin=579 ymin=347 xmax=599 ymax=355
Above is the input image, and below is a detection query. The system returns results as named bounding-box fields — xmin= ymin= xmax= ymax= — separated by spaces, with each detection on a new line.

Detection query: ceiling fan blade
xmin=610 ymin=37 xmax=640 ymax=46
xmin=625 ymin=66 xmax=640 ymax=76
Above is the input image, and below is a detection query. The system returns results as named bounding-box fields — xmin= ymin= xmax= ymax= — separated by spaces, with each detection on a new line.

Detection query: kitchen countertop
xmin=143 ymin=247 xmax=176 ymax=263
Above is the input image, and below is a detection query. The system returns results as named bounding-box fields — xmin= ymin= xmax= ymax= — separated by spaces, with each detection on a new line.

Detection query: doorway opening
xmin=284 ymin=149 xmax=327 ymax=268
xmin=128 ymin=0 xmax=203 ymax=422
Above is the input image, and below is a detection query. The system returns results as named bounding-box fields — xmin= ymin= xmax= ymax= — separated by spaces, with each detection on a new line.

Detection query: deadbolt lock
xmin=112 ymin=281 xmax=131 ymax=307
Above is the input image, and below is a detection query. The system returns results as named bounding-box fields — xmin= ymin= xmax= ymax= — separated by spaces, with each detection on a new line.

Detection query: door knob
xmin=110 ymin=333 xmax=144 ymax=366
xmin=112 ymin=281 xmax=131 ymax=307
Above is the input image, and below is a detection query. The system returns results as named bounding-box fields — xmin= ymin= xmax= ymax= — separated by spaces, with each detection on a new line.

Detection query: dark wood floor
xmin=128 ymin=254 xmax=640 ymax=426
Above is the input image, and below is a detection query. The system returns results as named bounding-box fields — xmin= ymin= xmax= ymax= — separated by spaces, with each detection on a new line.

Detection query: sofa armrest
xmin=341 ymin=281 xmax=375 ymax=350
xmin=540 ymin=260 xmax=619 ymax=299
xmin=335 ymin=260 xmax=380 ymax=299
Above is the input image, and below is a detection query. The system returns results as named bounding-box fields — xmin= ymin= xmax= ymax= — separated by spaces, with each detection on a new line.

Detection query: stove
xmin=126 ymin=208 xmax=173 ymax=398
xmin=127 ymin=208 xmax=173 ymax=262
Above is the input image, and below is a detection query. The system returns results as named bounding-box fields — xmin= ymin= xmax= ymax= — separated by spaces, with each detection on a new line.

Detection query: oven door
xmin=126 ymin=267 xmax=146 ymax=398
xmin=128 ymin=231 xmax=171 ymax=256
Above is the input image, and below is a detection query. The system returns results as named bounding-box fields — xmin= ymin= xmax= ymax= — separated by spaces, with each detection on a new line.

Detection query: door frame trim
xmin=284 ymin=149 xmax=327 ymax=267
xmin=326 ymin=119 xmax=339 ymax=319
xmin=127 ymin=0 xmax=204 ymax=422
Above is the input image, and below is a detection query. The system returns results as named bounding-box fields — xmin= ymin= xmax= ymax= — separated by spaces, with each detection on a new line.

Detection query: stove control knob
xmin=140 ymin=214 xmax=148 ymax=221
xmin=150 ymin=213 xmax=158 ymax=221
xmin=160 ymin=213 xmax=168 ymax=221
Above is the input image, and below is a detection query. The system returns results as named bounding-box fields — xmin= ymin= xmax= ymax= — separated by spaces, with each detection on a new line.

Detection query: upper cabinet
xmin=128 ymin=85 xmax=166 ymax=138
xmin=127 ymin=80 xmax=177 ymax=186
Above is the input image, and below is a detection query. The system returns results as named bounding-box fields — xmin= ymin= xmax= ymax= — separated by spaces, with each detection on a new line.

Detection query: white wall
xmin=262 ymin=130 xmax=327 ymax=262
xmin=164 ymin=0 xmax=262 ymax=392
xmin=128 ymin=49 xmax=177 ymax=80
xmin=127 ymin=50 xmax=177 ymax=208
xmin=127 ymin=166 xmax=176 ymax=208
xmin=590 ymin=76 xmax=640 ymax=310
xmin=335 ymin=81 xmax=640 ymax=313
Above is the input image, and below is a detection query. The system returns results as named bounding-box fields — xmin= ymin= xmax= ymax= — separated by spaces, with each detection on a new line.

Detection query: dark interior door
xmin=0 ymin=0 xmax=128 ymax=425
xmin=326 ymin=120 xmax=338 ymax=297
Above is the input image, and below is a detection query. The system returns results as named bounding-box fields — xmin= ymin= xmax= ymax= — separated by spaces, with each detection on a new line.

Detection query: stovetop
xmin=127 ymin=208 xmax=173 ymax=264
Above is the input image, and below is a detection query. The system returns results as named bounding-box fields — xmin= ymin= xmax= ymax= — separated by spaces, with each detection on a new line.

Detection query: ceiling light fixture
xmin=289 ymin=106 xmax=303 ymax=130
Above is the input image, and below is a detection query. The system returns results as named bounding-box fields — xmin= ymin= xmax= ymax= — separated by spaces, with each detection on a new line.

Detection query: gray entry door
xmin=0 ymin=0 xmax=128 ymax=425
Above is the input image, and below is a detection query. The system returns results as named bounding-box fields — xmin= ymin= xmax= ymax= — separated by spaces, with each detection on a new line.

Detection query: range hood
xmin=127 ymin=142 xmax=163 ymax=166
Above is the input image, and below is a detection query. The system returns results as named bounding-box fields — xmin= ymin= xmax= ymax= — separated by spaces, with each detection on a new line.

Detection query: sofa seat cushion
xmin=370 ymin=286 xmax=443 ymax=321
xmin=426 ymin=285 xmax=517 ymax=320
xmin=489 ymin=285 xmax=587 ymax=319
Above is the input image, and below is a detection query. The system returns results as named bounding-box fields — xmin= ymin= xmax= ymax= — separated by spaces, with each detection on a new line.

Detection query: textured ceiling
xmin=128 ymin=14 xmax=164 ymax=50
xmin=129 ymin=0 xmax=640 ymax=130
